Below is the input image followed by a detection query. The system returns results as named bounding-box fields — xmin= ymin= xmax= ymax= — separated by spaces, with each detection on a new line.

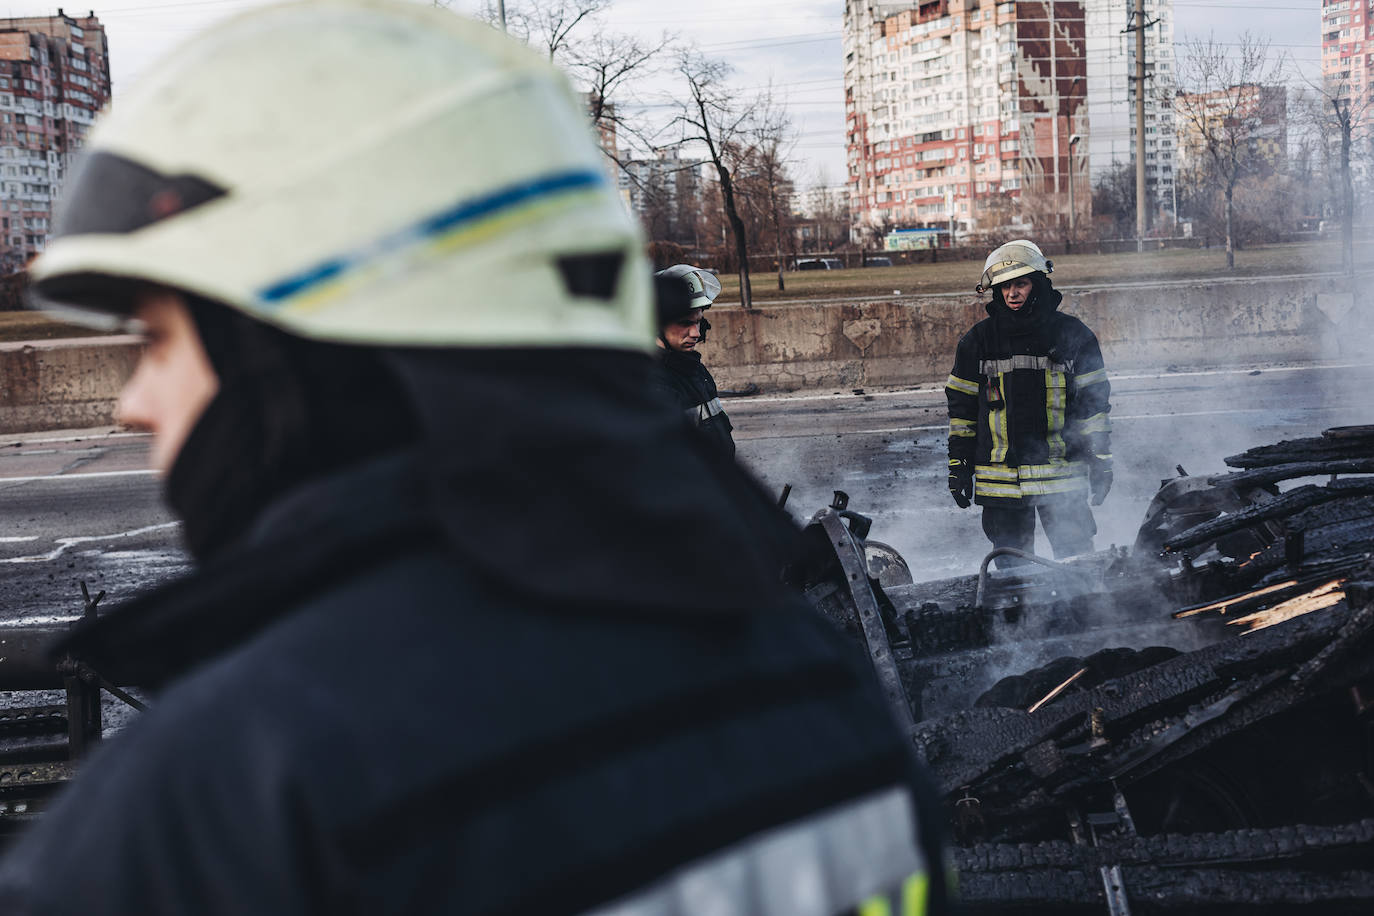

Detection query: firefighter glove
xmin=1090 ymin=466 xmax=1113 ymax=506
xmin=949 ymin=458 xmax=973 ymax=509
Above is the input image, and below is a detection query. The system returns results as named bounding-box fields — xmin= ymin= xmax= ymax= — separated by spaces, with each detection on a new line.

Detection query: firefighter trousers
xmin=981 ymin=498 xmax=1097 ymax=567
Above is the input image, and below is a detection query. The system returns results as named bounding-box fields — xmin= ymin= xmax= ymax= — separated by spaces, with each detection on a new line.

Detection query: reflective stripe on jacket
xmin=946 ymin=296 xmax=1111 ymax=506
xmin=587 ymin=786 xmax=931 ymax=916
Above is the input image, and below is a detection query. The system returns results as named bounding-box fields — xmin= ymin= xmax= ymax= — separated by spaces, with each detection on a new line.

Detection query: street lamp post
xmin=1067 ymin=134 xmax=1081 ymax=249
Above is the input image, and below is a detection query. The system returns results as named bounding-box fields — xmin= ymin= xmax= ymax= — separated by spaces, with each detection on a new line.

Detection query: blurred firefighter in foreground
xmin=0 ymin=2 xmax=947 ymax=913
xmin=946 ymin=240 xmax=1112 ymax=565
xmin=651 ymin=264 xmax=736 ymax=457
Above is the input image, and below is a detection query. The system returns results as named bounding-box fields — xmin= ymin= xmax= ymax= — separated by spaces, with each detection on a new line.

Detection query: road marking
xmin=728 ymin=362 xmax=1374 ymax=407
xmin=0 ymin=468 xmax=158 ymax=484
xmin=0 ymin=522 xmax=181 ymax=565
xmin=0 ymin=430 xmax=149 ymax=447
xmin=738 ymin=405 xmax=1352 ymax=441
xmin=0 ymin=536 xmax=39 ymax=543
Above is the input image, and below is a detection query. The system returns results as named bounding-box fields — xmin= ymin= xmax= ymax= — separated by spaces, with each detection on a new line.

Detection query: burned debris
xmin=794 ymin=425 xmax=1374 ymax=912
xmin=0 ymin=426 xmax=1371 ymax=912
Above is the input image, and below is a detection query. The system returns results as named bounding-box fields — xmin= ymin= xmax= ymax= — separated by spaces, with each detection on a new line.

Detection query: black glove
xmin=1090 ymin=464 xmax=1113 ymax=506
xmin=949 ymin=458 xmax=973 ymax=509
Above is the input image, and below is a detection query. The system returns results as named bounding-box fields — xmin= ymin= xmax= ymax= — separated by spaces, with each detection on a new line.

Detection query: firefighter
xmin=946 ymin=240 xmax=1112 ymax=564
xmin=0 ymin=3 xmax=948 ymax=913
xmin=651 ymin=263 xmax=735 ymax=457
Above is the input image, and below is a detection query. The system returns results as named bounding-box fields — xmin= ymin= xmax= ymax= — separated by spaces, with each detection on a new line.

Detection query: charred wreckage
xmin=1 ymin=426 xmax=1373 ymax=912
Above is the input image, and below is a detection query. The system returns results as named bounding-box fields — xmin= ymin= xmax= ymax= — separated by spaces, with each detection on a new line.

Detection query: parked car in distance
xmin=864 ymin=256 xmax=893 ymax=267
xmin=795 ymin=257 xmax=845 ymax=270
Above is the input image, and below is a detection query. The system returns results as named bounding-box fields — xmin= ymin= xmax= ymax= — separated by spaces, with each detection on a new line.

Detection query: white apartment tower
xmin=1083 ymin=0 xmax=1176 ymax=219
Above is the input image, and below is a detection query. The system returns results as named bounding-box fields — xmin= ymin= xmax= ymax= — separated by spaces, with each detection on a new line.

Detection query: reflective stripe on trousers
xmin=688 ymin=398 xmax=724 ymax=422
xmin=585 ymin=786 xmax=929 ymax=916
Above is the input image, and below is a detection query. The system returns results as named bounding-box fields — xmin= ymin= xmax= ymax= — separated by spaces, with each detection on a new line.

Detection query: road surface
xmin=2 ymin=360 xmax=1371 ymax=622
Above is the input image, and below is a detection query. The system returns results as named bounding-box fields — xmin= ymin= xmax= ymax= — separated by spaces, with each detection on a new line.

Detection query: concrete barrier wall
xmin=0 ymin=276 xmax=1360 ymax=432
xmin=0 ymin=336 xmax=142 ymax=433
xmin=705 ymin=275 xmax=1357 ymax=392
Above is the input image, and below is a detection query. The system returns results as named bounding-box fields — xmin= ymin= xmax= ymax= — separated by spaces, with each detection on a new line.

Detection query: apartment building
xmin=1322 ymin=0 xmax=1372 ymax=112
xmin=843 ymin=0 xmax=1175 ymax=236
xmin=1084 ymin=0 xmax=1175 ymax=216
xmin=619 ymin=147 xmax=707 ymax=243
xmin=0 ymin=10 xmax=109 ymax=270
xmin=1174 ymin=83 xmax=1288 ymax=175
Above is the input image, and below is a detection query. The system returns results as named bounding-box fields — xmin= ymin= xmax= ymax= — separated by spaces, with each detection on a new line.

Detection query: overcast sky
xmin=4 ymin=0 xmax=1321 ymax=186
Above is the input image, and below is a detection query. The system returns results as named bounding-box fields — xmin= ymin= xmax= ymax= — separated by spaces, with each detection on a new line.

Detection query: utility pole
xmin=1132 ymin=0 xmax=1147 ymax=252
xmin=498 ymin=0 xmax=507 ymax=31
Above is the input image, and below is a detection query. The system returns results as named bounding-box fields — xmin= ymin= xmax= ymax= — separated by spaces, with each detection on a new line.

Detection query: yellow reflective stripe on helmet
xmin=946 ymin=374 xmax=979 ymax=397
xmin=1077 ymin=411 xmax=1112 ymax=434
xmin=1073 ymin=368 xmax=1108 ymax=390
xmin=264 ymin=169 xmax=608 ymax=309
xmin=950 ymin=417 xmax=976 ymax=438
xmin=1045 ymin=369 xmax=1067 ymax=460
xmin=989 ymin=372 xmax=1009 ymax=463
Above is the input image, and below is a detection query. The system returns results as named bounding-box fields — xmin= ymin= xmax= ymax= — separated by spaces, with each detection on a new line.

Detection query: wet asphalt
xmin=1 ymin=359 xmax=1372 ymax=623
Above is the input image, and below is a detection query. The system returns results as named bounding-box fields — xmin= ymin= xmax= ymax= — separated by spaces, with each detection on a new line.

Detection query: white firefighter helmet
xmin=976 ymin=239 xmax=1053 ymax=293
xmin=28 ymin=0 xmax=653 ymax=351
xmin=654 ymin=264 xmax=722 ymax=312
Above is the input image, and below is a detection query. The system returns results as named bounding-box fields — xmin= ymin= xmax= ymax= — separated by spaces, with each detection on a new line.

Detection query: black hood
xmin=385 ymin=348 xmax=795 ymax=613
xmin=54 ymin=347 xmax=801 ymax=686
xmin=985 ymin=272 xmax=1061 ymax=331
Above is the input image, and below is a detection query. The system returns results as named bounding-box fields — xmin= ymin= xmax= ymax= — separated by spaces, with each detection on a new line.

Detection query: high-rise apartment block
xmin=0 ymin=10 xmax=109 ymax=270
xmin=1084 ymin=0 xmax=1174 ymax=207
xmin=1322 ymin=0 xmax=1371 ymax=110
xmin=844 ymin=0 xmax=1175 ymax=237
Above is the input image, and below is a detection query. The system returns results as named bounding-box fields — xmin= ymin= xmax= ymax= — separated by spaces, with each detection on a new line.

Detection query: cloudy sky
xmin=5 ymin=0 xmax=1321 ymax=186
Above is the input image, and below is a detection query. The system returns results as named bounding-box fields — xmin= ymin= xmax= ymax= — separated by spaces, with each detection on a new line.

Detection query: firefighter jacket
xmin=652 ymin=347 xmax=736 ymax=458
xmin=0 ymin=350 xmax=947 ymax=916
xmin=946 ymin=289 xmax=1111 ymax=506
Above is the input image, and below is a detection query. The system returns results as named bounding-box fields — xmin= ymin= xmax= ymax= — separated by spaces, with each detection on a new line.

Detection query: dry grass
xmin=717 ymin=240 xmax=1368 ymax=304
xmin=0 ymin=239 xmax=1361 ymax=340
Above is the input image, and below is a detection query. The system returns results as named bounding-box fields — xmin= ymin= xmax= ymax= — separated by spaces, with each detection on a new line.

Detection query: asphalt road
xmin=2 ymin=359 xmax=1371 ymax=622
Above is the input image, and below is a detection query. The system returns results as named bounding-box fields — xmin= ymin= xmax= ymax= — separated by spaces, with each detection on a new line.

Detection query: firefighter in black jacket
xmin=946 ymin=240 xmax=1112 ymax=564
xmin=652 ymin=263 xmax=736 ymax=457
xmin=0 ymin=3 xmax=948 ymax=913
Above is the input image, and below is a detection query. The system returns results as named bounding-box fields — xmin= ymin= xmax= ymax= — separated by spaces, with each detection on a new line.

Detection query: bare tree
xmin=1293 ymin=73 xmax=1371 ymax=282
xmin=739 ymin=92 xmax=796 ymax=291
xmin=1091 ymin=161 xmax=1137 ymax=239
xmin=673 ymin=51 xmax=758 ymax=310
xmin=478 ymin=0 xmax=609 ymax=62
xmin=574 ymin=29 xmax=669 ymax=175
xmin=1171 ymin=33 xmax=1286 ymax=268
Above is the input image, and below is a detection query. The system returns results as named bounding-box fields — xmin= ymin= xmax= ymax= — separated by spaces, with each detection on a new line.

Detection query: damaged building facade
xmin=0 ymin=11 xmax=110 ymax=272
xmin=843 ymin=0 xmax=1175 ymax=237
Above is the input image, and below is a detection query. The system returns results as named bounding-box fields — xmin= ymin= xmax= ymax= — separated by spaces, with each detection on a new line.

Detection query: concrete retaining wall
xmin=0 ymin=336 xmax=141 ymax=433
xmin=0 ymin=276 xmax=1361 ymax=433
xmin=705 ymin=275 xmax=1358 ymax=392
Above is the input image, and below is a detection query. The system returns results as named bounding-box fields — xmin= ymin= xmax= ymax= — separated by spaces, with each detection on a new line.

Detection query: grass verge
xmin=717 ymin=239 xmax=1366 ymax=304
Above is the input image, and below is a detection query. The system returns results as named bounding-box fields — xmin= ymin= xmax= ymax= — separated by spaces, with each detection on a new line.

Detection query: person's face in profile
xmin=116 ymin=290 xmax=220 ymax=473
xmin=661 ymin=308 xmax=704 ymax=352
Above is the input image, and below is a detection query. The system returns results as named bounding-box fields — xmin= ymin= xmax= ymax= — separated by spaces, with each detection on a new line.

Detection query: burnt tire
xmin=974 ymin=646 xmax=1182 ymax=711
